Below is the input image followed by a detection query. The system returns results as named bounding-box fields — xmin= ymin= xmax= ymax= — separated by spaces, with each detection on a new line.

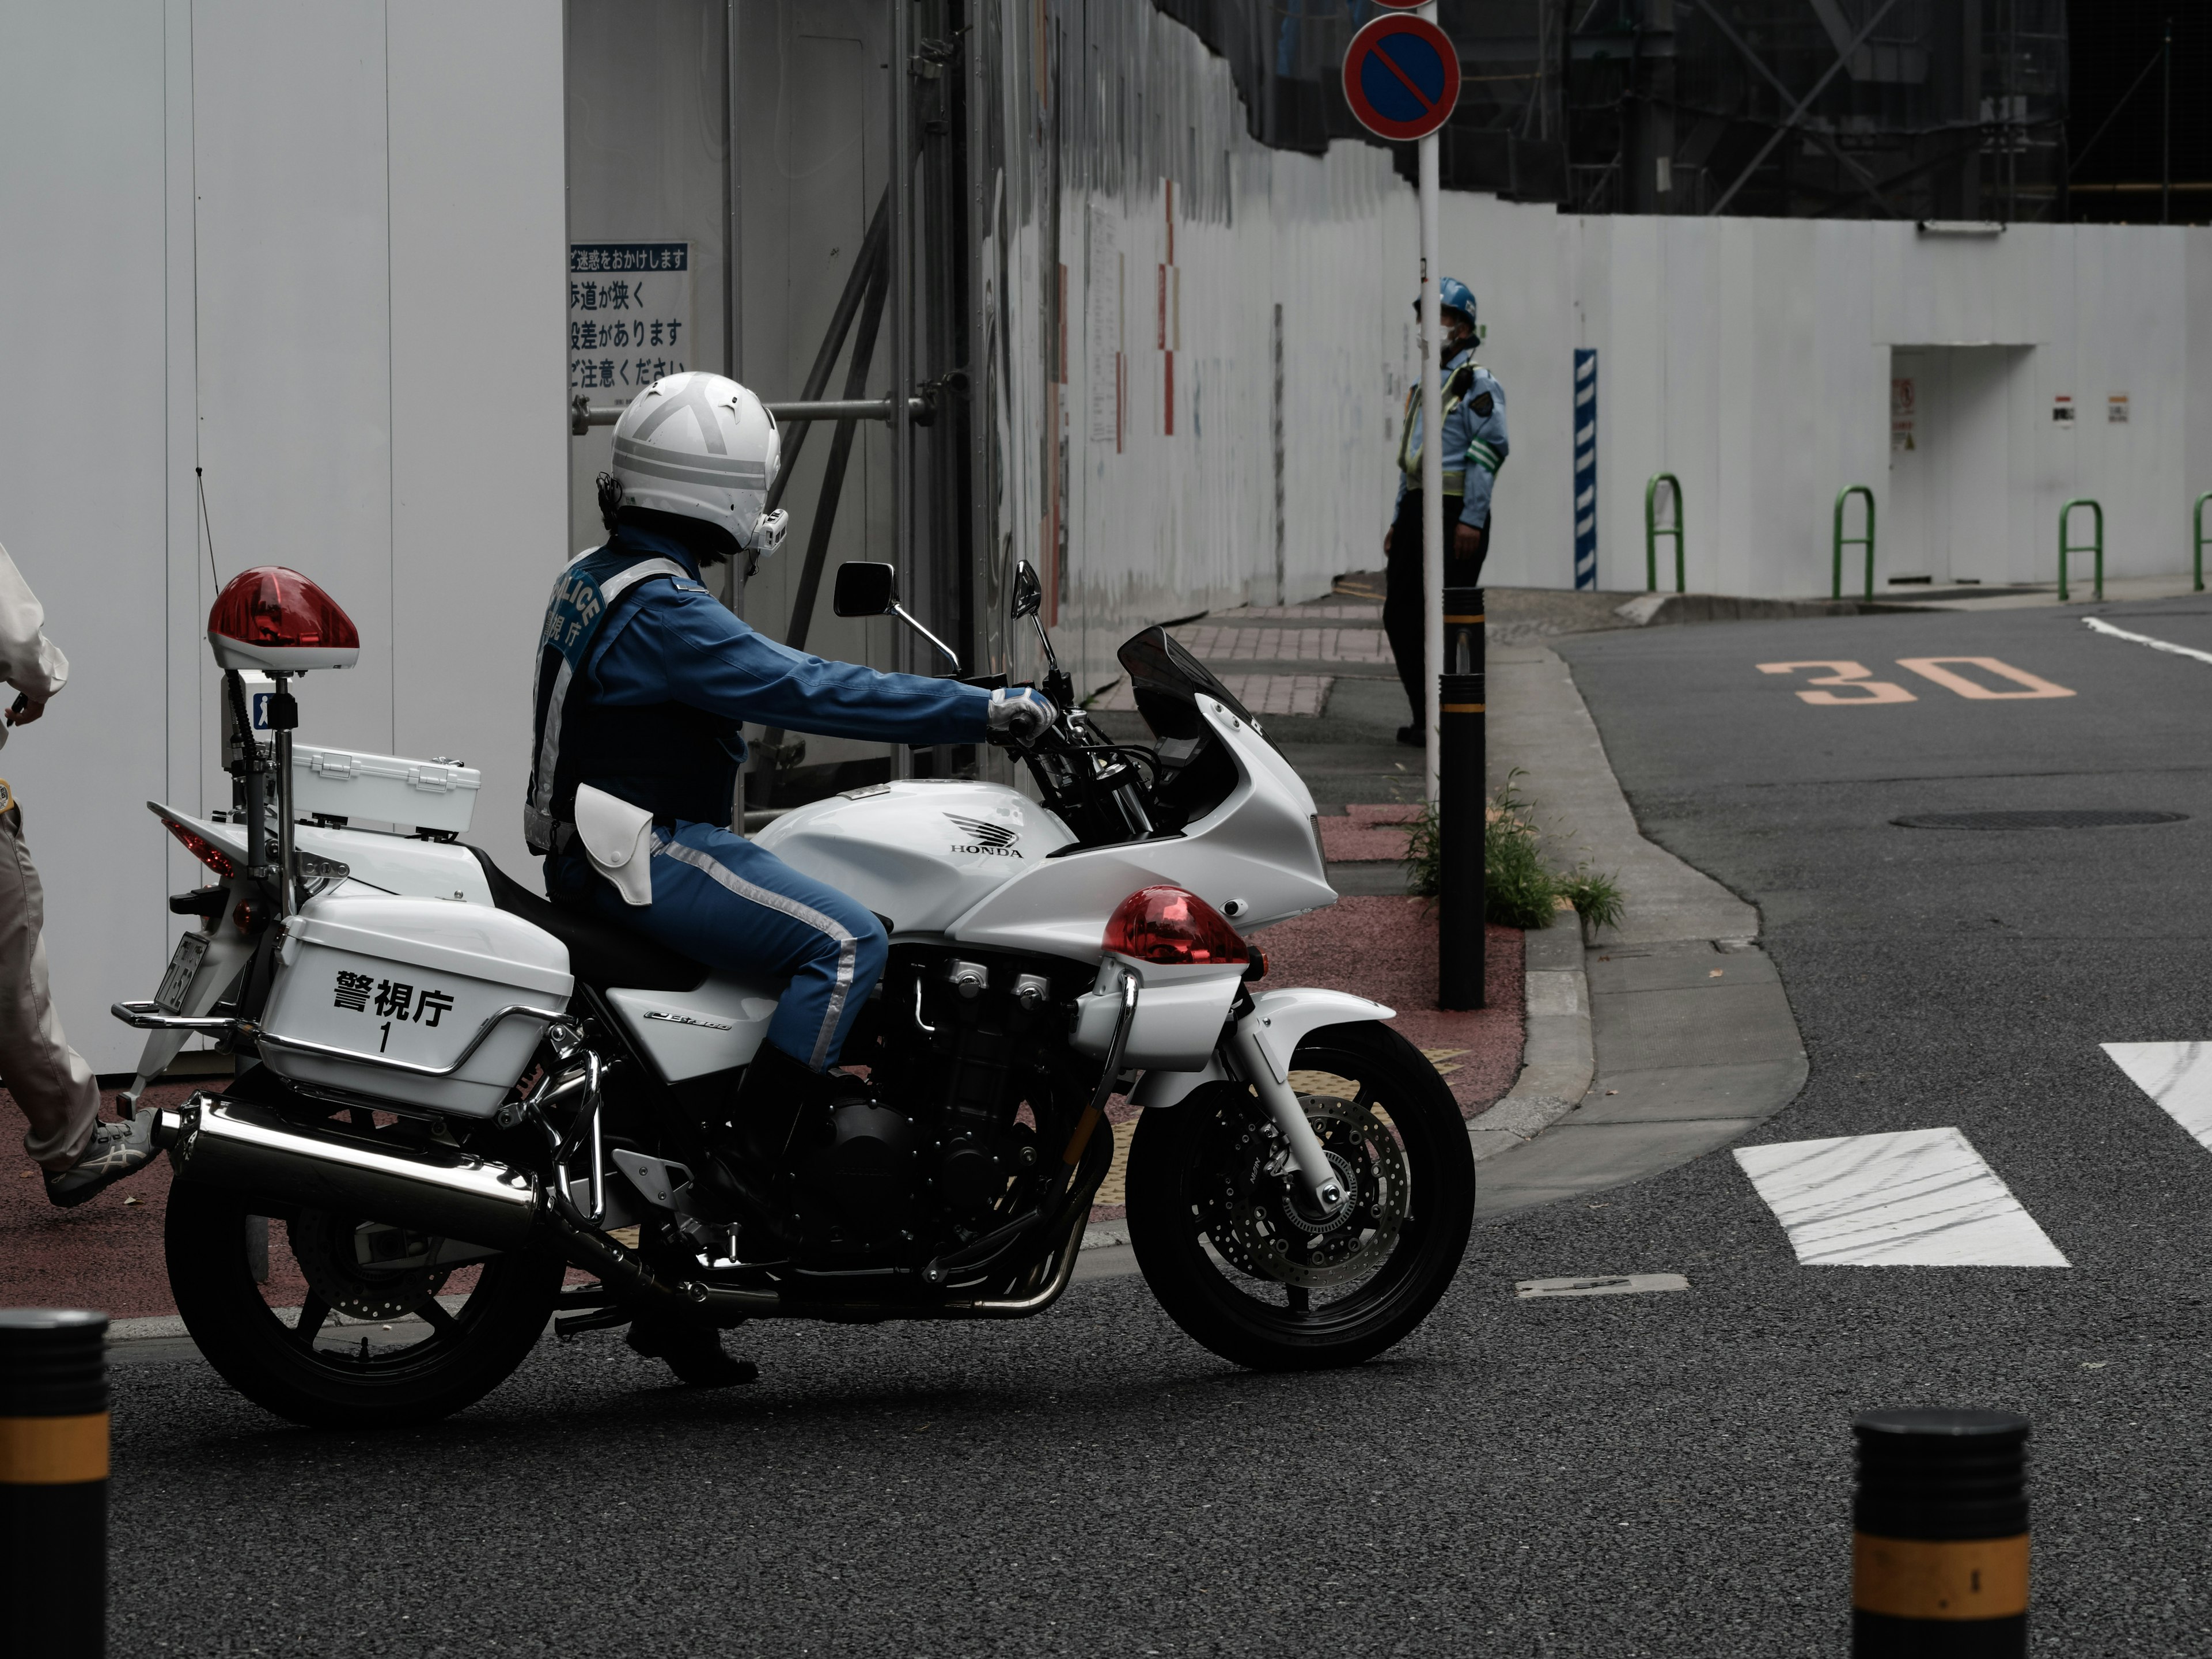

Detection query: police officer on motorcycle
xmin=528 ymin=372 xmax=1054 ymax=1381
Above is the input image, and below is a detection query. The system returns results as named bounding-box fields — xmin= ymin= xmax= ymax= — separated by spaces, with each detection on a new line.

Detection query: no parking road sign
xmin=1341 ymin=12 xmax=1460 ymax=143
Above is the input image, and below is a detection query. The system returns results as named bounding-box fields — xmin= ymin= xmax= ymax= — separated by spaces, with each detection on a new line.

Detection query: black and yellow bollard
xmin=1853 ymin=1408 xmax=2029 ymax=1656
xmin=1438 ymin=587 xmax=1485 ymax=1010
xmin=2 ymin=1309 xmax=110 ymax=1658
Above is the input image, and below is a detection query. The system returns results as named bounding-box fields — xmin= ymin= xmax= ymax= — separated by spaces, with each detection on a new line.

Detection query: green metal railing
xmin=1832 ymin=485 xmax=1876 ymax=600
xmin=2059 ymin=498 xmax=2103 ymax=603
xmin=1645 ymin=473 xmax=1683 ymax=593
xmin=2195 ymin=491 xmax=2211 ymax=593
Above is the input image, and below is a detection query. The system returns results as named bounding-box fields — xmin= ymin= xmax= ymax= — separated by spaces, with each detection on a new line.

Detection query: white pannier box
xmin=291 ymin=744 xmax=482 ymax=837
xmin=260 ymin=893 xmax=573 ymax=1117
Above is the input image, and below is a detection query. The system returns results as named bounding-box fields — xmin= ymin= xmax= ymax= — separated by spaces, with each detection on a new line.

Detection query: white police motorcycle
xmin=118 ymin=561 xmax=1472 ymax=1426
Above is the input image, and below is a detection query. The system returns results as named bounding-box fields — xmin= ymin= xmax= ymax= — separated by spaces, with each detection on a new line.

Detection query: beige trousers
xmin=0 ymin=804 xmax=101 ymax=1168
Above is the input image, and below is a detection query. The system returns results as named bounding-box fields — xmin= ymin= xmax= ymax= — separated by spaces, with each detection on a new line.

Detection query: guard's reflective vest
xmin=1399 ymin=356 xmax=1478 ymax=498
xmin=523 ymin=536 xmax=744 ymax=854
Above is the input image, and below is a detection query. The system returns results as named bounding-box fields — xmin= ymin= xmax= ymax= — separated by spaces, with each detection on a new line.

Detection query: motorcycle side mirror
xmin=832 ymin=561 xmax=899 ymax=618
xmin=1010 ymin=561 xmax=1042 ymax=620
xmin=835 ymin=560 xmax=961 ymax=672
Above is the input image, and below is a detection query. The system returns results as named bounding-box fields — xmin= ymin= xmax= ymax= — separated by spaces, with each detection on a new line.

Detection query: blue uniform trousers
xmin=548 ymin=821 xmax=888 ymax=1071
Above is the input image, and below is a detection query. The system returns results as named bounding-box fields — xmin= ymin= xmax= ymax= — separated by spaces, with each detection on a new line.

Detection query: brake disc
xmin=286 ymin=1210 xmax=446 ymax=1321
xmin=1201 ymin=1092 xmax=1408 ymax=1290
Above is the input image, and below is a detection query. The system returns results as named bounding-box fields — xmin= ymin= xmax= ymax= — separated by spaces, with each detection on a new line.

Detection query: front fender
xmin=1130 ymin=985 xmax=1395 ymax=1109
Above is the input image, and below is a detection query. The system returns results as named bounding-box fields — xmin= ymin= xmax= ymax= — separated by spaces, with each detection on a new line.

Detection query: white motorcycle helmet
xmin=610 ymin=372 xmax=789 ymax=557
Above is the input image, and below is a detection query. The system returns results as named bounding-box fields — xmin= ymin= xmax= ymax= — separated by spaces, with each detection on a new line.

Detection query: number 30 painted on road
xmin=1758 ymin=657 xmax=2074 ymax=704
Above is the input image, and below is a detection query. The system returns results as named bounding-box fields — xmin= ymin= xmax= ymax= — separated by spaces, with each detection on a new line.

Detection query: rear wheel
xmin=165 ymin=1181 xmax=565 ymax=1428
xmin=1126 ymin=1021 xmax=1474 ymax=1370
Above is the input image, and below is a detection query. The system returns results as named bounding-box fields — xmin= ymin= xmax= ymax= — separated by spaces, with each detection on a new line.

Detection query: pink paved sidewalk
xmin=1317 ymin=803 xmax=1423 ymax=863
xmin=1255 ymin=901 xmax=1524 ymax=1116
xmin=0 ymin=1082 xmax=300 ymax=1321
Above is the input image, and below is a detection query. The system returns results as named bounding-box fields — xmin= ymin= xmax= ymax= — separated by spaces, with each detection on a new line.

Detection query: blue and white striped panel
xmin=1573 ymin=349 xmax=1598 ymax=591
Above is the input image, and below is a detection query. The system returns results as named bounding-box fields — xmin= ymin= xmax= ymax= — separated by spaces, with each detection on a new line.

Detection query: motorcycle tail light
xmin=1104 ymin=885 xmax=1249 ymax=967
xmin=206 ymin=566 xmax=361 ymax=672
xmin=164 ymin=819 xmax=236 ymax=880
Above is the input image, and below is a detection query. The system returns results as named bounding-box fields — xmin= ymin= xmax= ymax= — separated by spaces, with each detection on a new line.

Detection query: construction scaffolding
xmin=1156 ymin=0 xmax=2070 ymax=220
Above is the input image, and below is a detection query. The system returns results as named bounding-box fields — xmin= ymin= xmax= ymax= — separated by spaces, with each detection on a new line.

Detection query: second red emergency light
xmin=206 ymin=566 xmax=360 ymax=673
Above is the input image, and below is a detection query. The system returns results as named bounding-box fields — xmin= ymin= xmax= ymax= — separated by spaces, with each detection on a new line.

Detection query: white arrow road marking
xmin=2083 ymin=615 xmax=2212 ymax=666
xmin=2102 ymin=1042 xmax=2212 ymax=1152
xmin=1734 ymin=1128 xmax=2069 ymax=1267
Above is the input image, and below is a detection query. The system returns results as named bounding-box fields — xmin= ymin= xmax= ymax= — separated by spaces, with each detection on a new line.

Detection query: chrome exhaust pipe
xmin=157 ymin=1093 xmax=539 ymax=1250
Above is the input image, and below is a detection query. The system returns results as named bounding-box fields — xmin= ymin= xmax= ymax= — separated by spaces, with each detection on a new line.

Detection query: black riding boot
xmin=625 ymin=1312 xmax=759 ymax=1388
xmin=691 ymin=1042 xmax=867 ymax=1247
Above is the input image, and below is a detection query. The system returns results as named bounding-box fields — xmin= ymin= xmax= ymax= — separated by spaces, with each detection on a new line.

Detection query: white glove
xmin=987 ymin=685 xmax=1058 ymax=745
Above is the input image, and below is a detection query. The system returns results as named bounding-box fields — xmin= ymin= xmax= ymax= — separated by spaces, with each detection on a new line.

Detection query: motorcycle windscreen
xmin=1116 ymin=626 xmax=1251 ymax=833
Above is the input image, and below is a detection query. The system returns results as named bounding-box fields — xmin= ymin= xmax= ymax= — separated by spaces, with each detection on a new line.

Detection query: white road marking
xmin=1733 ymin=1128 xmax=2069 ymax=1267
xmin=1516 ymin=1273 xmax=1689 ymax=1300
xmin=2083 ymin=615 xmax=2212 ymax=666
xmin=2101 ymin=1042 xmax=2212 ymax=1152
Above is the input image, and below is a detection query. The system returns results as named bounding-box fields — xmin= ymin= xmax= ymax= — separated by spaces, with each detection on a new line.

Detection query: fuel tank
xmin=751 ymin=779 xmax=1074 ymax=935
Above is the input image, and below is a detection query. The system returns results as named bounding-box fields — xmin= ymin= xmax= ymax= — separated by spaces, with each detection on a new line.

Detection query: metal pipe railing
xmin=1645 ymin=473 xmax=1684 ymax=593
xmin=1833 ymin=484 xmax=1876 ymax=600
xmin=2059 ymin=498 xmax=2104 ymax=603
xmin=569 ymin=393 xmax=926 ymax=435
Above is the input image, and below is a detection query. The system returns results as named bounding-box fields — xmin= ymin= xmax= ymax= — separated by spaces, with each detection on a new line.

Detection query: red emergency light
xmin=206 ymin=566 xmax=360 ymax=673
xmin=1104 ymin=884 xmax=1249 ymax=967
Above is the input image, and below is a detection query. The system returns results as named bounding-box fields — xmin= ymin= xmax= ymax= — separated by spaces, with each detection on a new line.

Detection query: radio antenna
xmin=195 ymin=467 xmax=220 ymax=590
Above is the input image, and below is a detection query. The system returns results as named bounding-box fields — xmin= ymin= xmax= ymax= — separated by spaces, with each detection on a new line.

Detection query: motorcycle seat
xmin=465 ymin=847 xmax=709 ymax=994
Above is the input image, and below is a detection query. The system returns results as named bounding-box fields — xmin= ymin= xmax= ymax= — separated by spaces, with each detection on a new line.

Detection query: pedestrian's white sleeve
xmin=0 ymin=541 xmax=69 ymax=756
xmin=0 ymin=540 xmax=69 ymax=707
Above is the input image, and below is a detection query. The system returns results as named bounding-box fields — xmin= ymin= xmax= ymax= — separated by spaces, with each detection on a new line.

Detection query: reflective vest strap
xmin=1397 ymin=362 xmax=1478 ymax=482
xmin=524 ymin=550 xmax=690 ymax=852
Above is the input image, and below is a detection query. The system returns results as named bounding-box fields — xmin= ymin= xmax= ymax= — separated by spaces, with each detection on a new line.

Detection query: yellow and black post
xmin=1438 ymin=585 xmax=1485 ymax=1009
xmin=2 ymin=1309 xmax=110 ymax=1658
xmin=1853 ymin=1408 xmax=2029 ymax=1656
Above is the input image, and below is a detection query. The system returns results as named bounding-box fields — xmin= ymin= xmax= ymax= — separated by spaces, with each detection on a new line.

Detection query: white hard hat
xmin=611 ymin=372 xmax=788 ymax=555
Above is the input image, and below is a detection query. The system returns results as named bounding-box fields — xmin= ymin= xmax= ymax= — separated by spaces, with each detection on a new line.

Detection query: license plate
xmin=154 ymin=932 xmax=211 ymax=1014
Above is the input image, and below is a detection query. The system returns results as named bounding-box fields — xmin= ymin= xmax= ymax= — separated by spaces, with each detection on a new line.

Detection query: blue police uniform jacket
xmin=1395 ymin=343 xmax=1509 ymax=530
xmin=525 ymin=522 xmax=991 ymax=854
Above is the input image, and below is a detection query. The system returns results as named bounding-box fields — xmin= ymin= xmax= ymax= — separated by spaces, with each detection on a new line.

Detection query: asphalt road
xmin=111 ymin=597 xmax=2212 ymax=1656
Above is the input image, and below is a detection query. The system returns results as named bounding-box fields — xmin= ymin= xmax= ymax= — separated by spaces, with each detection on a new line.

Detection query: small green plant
xmin=1557 ymin=868 xmax=1624 ymax=934
xmin=1401 ymin=771 xmax=1624 ymax=934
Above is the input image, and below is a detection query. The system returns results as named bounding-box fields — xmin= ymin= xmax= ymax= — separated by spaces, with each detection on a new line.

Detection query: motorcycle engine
xmin=794 ymin=946 xmax=1073 ymax=1260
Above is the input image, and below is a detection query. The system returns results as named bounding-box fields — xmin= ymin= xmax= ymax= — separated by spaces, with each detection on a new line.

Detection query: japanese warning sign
xmin=569 ymin=242 xmax=692 ymax=400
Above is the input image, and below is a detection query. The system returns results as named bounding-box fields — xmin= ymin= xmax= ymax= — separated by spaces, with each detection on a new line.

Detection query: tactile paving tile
xmin=1169 ymin=624 xmax=1395 ymax=664
xmin=1089 ymin=673 xmax=1332 ymax=715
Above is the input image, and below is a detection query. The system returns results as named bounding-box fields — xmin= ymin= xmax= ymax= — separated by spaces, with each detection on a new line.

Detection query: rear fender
xmin=120 ymin=915 xmax=255 ymax=1111
xmin=1130 ymin=986 xmax=1395 ymax=1109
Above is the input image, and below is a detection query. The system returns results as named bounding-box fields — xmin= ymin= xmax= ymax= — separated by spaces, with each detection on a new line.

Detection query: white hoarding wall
xmin=0 ymin=2 xmax=565 ymax=1071
xmin=987 ymin=5 xmax=2212 ymax=695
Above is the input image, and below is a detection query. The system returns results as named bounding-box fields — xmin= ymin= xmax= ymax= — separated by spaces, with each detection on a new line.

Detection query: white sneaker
xmin=44 ymin=1117 xmax=158 ymax=1209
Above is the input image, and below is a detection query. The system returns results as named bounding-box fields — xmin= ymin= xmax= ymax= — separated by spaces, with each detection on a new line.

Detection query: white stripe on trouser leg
xmin=656 ymin=837 xmax=858 ymax=1069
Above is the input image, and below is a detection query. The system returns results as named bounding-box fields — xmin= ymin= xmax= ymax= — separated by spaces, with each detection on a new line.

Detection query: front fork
xmin=1228 ymin=1013 xmax=1346 ymax=1211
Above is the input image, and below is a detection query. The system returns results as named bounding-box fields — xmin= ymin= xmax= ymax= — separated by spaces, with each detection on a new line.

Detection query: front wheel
xmin=1126 ymin=1021 xmax=1475 ymax=1371
xmin=165 ymin=1180 xmax=565 ymax=1428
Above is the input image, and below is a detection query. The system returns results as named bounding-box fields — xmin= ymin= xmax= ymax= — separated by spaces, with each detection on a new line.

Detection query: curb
xmin=1471 ymin=640 xmax=1808 ymax=1218
xmin=1468 ymin=908 xmax=1589 ymax=1163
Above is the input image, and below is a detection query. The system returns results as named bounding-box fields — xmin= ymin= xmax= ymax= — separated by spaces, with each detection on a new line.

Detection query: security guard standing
xmin=1382 ymin=277 xmax=1508 ymax=745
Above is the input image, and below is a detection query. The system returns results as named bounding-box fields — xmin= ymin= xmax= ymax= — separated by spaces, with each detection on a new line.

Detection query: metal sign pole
xmin=1416 ymin=2 xmax=1444 ymax=801
xmin=1419 ymin=125 xmax=1442 ymax=802
xmin=889 ymin=0 xmax=914 ymax=780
